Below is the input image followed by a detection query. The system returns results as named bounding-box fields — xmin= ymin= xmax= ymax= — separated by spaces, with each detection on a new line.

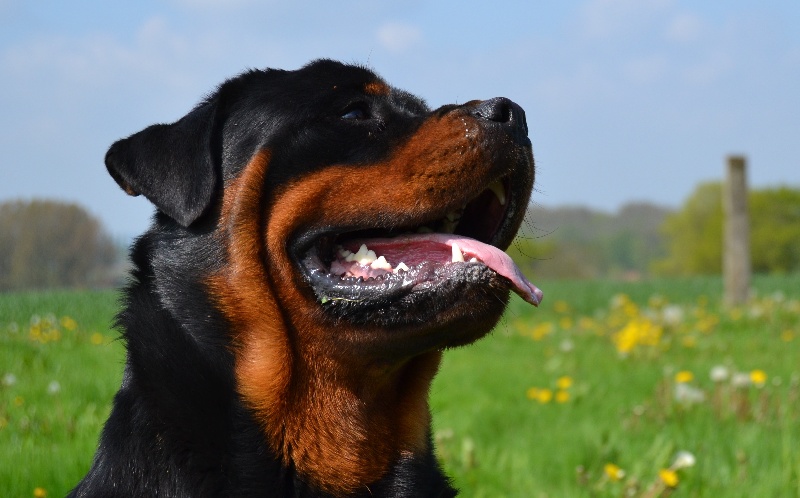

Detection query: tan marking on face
xmin=364 ymin=80 xmax=390 ymax=96
xmin=207 ymin=109 xmax=523 ymax=494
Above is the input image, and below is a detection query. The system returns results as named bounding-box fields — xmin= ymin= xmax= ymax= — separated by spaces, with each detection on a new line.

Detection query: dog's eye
xmin=341 ymin=105 xmax=371 ymax=121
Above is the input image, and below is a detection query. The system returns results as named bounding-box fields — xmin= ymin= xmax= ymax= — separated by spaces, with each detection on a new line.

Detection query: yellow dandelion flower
xmin=555 ymin=390 xmax=570 ymax=403
xmin=604 ymin=463 xmax=625 ymax=481
xmin=781 ymin=330 xmax=794 ymax=342
xmin=33 ymin=488 xmax=47 ymax=498
xmin=659 ymin=468 xmax=679 ymax=487
xmin=558 ymin=317 xmax=574 ymax=330
xmin=681 ymin=336 xmax=697 ymax=348
xmin=553 ymin=300 xmax=570 ymax=314
xmin=526 ymin=387 xmax=540 ymax=400
xmin=537 ymin=388 xmax=553 ymax=404
xmin=622 ymin=301 xmax=639 ymax=318
xmin=531 ymin=322 xmax=554 ymax=341
xmin=14 ymin=396 xmax=24 ymax=407
xmin=60 ymin=316 xmax=78 ymax=331
xmin=750 ymin=369 xmax=767 ymax=386
xmin=674 ymin=371 xmax=694 ymax=384
xmin=556 ymin=376 xmax=574 ymax=390
xmin=29 ymin=325 xmax=42 ymax=342
xmin=91 ymin=333 xmax=104 ymax=345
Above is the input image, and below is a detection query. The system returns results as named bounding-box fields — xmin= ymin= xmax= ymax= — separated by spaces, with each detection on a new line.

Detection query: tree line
xmin=0 ymin=200 xmax=119 ymax=291
xmin=513 ymin=184 xmax=800 ymax=280
xmin=1 ymin=184 xmax=798 ymax=291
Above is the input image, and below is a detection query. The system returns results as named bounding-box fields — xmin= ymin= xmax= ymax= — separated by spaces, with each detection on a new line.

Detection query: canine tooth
xmin=445 ymin=210 xmax=462 ymax=222
xmin=451 ymin=243 xmax=465 ymax=263
xmin=394 ymin=262 xmax=409 ymax=273
xmin=488 ymin=180 xmax=506 ymax=206
xmin=370 ymin=255 xmax=392 ymax=270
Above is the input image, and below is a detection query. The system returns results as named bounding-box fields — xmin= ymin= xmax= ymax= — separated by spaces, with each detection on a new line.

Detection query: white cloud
xmin=665 ymin=13 xmax=703 ymax=43
xmin=577 ymin=0 xmax=673 ymax=40
xmin=376 ymin=22 xmax=423 ymax=54
xmin=624 ymin=55 xmax=668 ymax=84
xmin=682 ymin=51 xmax=733 ymax=85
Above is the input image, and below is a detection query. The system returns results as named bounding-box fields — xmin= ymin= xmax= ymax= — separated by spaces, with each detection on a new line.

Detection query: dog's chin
xmin=293 ymin=235 xmax=527 ymax=357
xmin=302 ymin=254 xmax=511 ymax=355
xmin=305 ymin=252 xmax=510 ymax=324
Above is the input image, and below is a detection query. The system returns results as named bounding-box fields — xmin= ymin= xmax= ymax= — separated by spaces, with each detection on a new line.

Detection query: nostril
xmin=470 ymin=97 xmax=529 ymax=137
xmin=472 ymin=97 xmax=513 ymax=123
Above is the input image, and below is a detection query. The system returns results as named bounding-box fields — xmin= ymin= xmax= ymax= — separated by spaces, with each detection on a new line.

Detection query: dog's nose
xmin=470 ymin=97 xmax=528 ymax=136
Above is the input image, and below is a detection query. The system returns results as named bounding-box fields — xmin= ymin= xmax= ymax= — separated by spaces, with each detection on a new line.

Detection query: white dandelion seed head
xmin=47 ymin=380 xmax=61 ymax=395
xmin=731 ymin=372 xmax=752 ymax=388
xmin=2 ymin=373 xmax=17 ymax=387
xmin=710 ymin=365 xmax=730 ymax=383
xmin=672 ymin=450 xmax=696 ymax=470
xmin=662 ymin=305 xmax=684 ymax=326
xmin=674 ymin=382 xmax=705 ymax=405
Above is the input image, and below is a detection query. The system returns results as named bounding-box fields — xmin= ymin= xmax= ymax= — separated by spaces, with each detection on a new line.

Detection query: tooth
xmin=451 ymin=243 xmax=465 ymax=263
xmin=348 ymin=244 xmax=377 ymax=265
xmin=394 ymin=262 xmax=409 ymax=273
xmin=489 ymin=180 xmax=506 ymax=206
xmin=358 ymin=249 xmax=377 ymax=265
xmin=338 ymin=247 xmax=353 ymax=259
xmin=370 ymin=255 xmax=392 ymax=270
xmin=469 ymin=257 xmax=478 ymax=263
xmin=345 ymin=244 xmax=367 ymax=262
xmin=445 ymin=210 xmax=462 ymax=222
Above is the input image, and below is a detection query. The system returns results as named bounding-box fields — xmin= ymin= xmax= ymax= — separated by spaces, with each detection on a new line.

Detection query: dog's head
xmin=106 ymin=59 xmax=541 ymax=493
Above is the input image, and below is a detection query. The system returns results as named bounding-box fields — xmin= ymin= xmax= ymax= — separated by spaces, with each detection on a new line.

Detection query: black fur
xmin=72 ymin=59 xmax=532 ymax=497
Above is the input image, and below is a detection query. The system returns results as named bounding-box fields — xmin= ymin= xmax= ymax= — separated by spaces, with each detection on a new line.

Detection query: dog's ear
xmin=105 ymin=103 xmax=219 ymax=227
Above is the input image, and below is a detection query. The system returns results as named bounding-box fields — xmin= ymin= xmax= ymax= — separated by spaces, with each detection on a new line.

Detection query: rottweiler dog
xmin=69 ymin=59 xmax=542 ymax=497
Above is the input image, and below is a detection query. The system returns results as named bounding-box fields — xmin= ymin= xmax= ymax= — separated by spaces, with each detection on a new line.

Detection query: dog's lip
xmin=291 ymin=176 xmax=542 ymax=307
xmin=332 ymin=233 xmax=542 ymax=305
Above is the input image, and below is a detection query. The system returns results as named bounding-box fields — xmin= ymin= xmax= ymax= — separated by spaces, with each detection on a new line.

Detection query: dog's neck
xmin=283 ymin=346 xmax=442 ymax=494
xmin=218 ymin=277 xmax=445 ymax=494
xmin=203 ymin=152 xmax=453 ymax=495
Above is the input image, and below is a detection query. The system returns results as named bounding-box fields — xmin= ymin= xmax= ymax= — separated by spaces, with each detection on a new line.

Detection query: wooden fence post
xmin=723 ymin=155 xmax=751 ymax=306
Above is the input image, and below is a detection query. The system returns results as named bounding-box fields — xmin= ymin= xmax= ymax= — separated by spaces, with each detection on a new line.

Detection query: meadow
xmin=1 ymin=276 xmax=799 ymax=497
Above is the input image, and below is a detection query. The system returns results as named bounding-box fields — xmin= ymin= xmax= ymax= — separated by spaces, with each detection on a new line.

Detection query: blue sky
xmin=2 ymin=0 xmax=799 ymax=237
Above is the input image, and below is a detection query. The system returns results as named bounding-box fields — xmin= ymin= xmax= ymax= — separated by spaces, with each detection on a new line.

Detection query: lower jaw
xmin=302 ymin=255 xmax=510 ymax=337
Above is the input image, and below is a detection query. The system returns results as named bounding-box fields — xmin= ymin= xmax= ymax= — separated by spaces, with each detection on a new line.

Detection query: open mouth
xmin=297 ymin=177 xmax=542 ymax=310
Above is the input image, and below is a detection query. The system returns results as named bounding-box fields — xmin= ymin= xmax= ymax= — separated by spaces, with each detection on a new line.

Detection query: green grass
xmin=0 ymin=290 xmax=123 ymax=497
xmin=1 ymin=277 xmax=799 ymax=497
xmin=431 ymin=275 xmax=800 ymax=497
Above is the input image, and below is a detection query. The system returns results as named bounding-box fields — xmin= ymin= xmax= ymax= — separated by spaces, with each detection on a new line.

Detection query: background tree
xmin=653 ymin=182 xmax=723 ymax=276
xmin=750 ymin=187 xmax=800 ymax=273
xmin=514 ymin=202 xmax=669 ymax=279
xmin=0 ymin=200 xmax=119 ymax=291
xmin=654 ymin=184 xmax=800 ymax=276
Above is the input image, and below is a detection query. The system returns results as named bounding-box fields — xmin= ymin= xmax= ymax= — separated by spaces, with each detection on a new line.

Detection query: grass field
xmin=1 ymin=276 xmax=799 ymax=497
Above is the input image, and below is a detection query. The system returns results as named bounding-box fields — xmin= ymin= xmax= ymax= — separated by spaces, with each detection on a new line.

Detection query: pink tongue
xmin=343 ymin=233 xmax=543 ymax=306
